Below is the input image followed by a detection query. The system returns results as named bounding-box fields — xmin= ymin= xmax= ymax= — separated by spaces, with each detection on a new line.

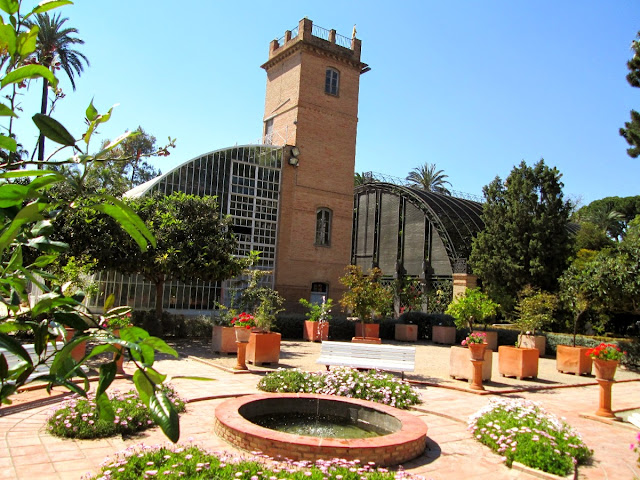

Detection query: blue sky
xmin=11 ymin=1 xmax=640 ymax=206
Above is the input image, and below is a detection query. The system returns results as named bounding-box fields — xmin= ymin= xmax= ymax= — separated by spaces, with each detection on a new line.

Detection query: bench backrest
xmin=319 ymin=341 xmax=415 ymax=364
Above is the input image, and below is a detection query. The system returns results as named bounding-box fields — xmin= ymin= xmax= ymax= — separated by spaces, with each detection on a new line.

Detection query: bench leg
xmin=325 ymin=365 xmax=330 ymax=371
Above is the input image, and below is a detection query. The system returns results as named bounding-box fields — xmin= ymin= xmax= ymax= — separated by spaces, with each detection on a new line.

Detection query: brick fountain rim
xmin=214 ymin=393 xmax=428 ymax=466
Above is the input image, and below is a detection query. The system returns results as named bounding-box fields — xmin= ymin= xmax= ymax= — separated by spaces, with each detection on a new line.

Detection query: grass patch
xmin=257 ymin=367 xmax=421 ymax=409
xmin=468 ymin=398 xmax=592 ymax=476
xmin=47 ymin=385 xmax=186 ymax=439
xmin=86 ymin=444 xmax=422 ymax=479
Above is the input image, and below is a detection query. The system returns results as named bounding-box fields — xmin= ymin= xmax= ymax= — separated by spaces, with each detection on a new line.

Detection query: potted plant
xmin=514 ymin=286 xmax=556 ymax=355
xmin=247 ymin=293 xmax=284 ymax=366
xmin=211 ymin=303 xmax=238 ymax=354
xmin=393 ymin=277 xmax=423 ymax=341
xmin=299 ymin=297 xmax=333 ymax=342
xmin=450 ymin=331 xmax=493 ymax=381
xmin=339 ymin=265 xmax=392 ymax=344
xmin=230 ymin=312 xmax=255 ymax=343
xmin=445 ymin=288 xmax=498 ymax=348
xmin=586 ymin=343 xmax=626 ymax=381
xmin=556 ymin=255 xmax=605 ymax=375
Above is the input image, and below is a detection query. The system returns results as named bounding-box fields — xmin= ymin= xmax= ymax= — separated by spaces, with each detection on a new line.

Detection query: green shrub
xmin=47 ymin=385 xmax=186 ymax=439
xmin=469 ymin=398 xmax=592 ymax=476
xmin=88 ymin=444 xmax=423 ymax=479
xmin=258 ymin=367 xmax=421 ymax=409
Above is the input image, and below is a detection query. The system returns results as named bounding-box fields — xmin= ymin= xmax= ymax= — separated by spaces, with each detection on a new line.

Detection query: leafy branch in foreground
xmin=0 ymin=1 xmax=181 ymax=442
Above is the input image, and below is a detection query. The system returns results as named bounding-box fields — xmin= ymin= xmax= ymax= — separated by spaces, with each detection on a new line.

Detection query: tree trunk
xmin=37 ymin=79 xmax=49 ymax=167
xmin=155 ymin=279 xmax=164 ymax=322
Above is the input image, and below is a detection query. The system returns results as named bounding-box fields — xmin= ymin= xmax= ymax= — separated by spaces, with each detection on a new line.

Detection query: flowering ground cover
xmin=257 ymin=367 xmax=421 ymax=409
xmin=468 ymin=398 xmax=592 ymax=476
xmin=47 ymin=386 xmax=186 ymax=439
xmin=86 ymin=444 xmax=423 ymax=479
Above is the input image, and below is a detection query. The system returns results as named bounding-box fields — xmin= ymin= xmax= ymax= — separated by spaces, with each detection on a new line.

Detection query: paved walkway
xmin=0 ymin=340 xmax=639 ymax=479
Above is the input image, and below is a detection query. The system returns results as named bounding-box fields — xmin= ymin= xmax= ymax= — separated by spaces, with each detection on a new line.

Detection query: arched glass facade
xmin=86 ymin=145 xmax=283 ymax=313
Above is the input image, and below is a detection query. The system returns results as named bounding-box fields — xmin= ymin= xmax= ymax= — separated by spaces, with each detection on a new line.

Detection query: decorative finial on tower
xmin=352 ymin=24 xmax=357 ymax=39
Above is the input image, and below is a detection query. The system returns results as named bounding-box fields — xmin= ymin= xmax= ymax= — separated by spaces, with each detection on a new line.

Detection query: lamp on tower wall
xmin=287 ymin=145 xmax=300 ymax=166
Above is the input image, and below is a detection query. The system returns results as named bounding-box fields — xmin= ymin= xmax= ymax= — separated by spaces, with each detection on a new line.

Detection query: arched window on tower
xmin=316 ymin=208 xmax=332 ymax=246
xmin=325 ymin=67 xmax=339 ymax=96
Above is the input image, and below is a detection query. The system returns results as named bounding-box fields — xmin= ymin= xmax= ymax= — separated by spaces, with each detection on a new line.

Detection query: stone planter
xmin=518 ymin=334 xmax=546 ymax=356
xmin=353 ymin=323 xmax=381 ymax=343
xmin=449 ymin=346 xmax=492 ymax=381
xmin=432 ymin=325 xmax=456 ymax=345
xmin=498 ymin=346 xmax=539 ymax=380
xmin=303 ymin=321 xmax=329 ymax=342
xmin=247 ymin=332 xmax=281 ymax=366
xmin=211 ymin=325 xmax=238 ymax=354
xmin=482 ymin=330 xmax=498 ymax=351
xmin=395 ymin=324 xmax=418 ymax=342
xmin=556 ymin=345 xmax=592 ymax=376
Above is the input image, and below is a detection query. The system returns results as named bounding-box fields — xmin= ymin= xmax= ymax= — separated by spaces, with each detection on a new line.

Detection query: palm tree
xmin=30 ymin=13 xmax=89 ymax=164
xmin=405 ymin=163 xmax=452 ymax=194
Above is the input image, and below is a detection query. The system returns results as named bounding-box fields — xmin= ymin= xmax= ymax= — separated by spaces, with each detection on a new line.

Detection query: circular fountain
xmin=214 ymin=393 xmax=427 ymax=466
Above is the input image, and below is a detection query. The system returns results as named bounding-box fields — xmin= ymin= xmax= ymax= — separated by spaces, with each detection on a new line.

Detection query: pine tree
xmin=620 ymin=32 xmax=640 ymax=158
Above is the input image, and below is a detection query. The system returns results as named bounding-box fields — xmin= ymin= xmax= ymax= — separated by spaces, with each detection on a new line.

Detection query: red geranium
xmin=585 ymin=343 xmax=626 ymax=361
xmin=231 ymin=312 xmax=255 ymax=329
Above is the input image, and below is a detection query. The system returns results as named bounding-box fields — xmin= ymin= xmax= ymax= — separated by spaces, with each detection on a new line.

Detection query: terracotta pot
xmin=468 ymin=343 xmax=487 ymax=361
xmin=395 ymin=324 xmax=418 ymax=342
xmin=303 ymin=321 xmax=329 ymax=342
xmin=498 ymin=346 xmax=539 ymax=380
xmin=432 ymin=325 xmax=456 ymax=345
xmin=113 ymin=328 xmax=126 ymax=374
xmin=556 ymin=345 xmax=592 ymax=376
xmin=212 ymin=326 xmax=238 ymax=353
xmin=247 ymin=332 xmax=281 ymax=365
xmin=449 ymin=345 xmax=492 ymax=381
xmin=351 ymin=336 xmax=382 ymax=344
xmin=234 ymin=326 xmax=251 ymax=343
xmin=518 ymin=334 xmax=546 ymax=356
xmin=355 ymin=323 xmax=379 ymax=339
xmin=593 ymin=359 xmax=618 ymax=381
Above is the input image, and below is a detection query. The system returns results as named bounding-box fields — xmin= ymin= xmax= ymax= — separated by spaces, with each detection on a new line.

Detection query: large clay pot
xmin=449 ymin=345 xmax=492 ymax=381
xmin=57 ymin=327 xmax=87 ymax=362
xmin=593 ymin=359 xmax=618 ymax=381
xmin=556 ymin=345 xmax=592 ymax=376
xmin=354 ymin=323 xmax=379 ymax=339
xmin=212 ymin=326 xmax=238 ymax=354
xmin=395 ymin=324 xmax=418 ymax=342
xmin=498 ymin=346 xmax=539 ymax=380
xmin=432 ymin=325 xmax=456 ymax=345
xmin=247 ymin=332 xmax=281 ymax=365
xmin=303 ymin=321 xmax=329 ymax=342
xmin=234 ymin=326 xmax=251 ymax=343
xmin=468 ymin=343 xmax=487 ymax=361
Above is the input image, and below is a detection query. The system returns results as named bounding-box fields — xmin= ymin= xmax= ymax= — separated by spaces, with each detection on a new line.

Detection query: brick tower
xmin=261 ymin=18 xmax=368 ymax=311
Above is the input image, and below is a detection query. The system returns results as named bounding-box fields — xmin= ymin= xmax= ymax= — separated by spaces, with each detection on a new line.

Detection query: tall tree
xmin=469 ymin=159 xmax=573 ymax=311
xmin=620 ymin=32 xmax=640 ymax=158
xmin=405 ymin=163 xmax=451 ymax=194
xmin=574 ymin=195 xmax=640 ymax=240
xmin=30 ymin=13 xmax=89 ymax=164
xmin=58 ymin=192 xmax=245 ymax=320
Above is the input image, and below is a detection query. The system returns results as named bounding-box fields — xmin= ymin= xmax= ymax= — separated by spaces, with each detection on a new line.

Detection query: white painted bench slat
xmin=316 ymin=341 xmax=416 ymax=377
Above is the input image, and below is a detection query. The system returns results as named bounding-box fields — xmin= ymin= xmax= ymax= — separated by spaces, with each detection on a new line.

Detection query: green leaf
xmin=103 ymin=293 xmax=115 ymax=311
xmin=1 ymin=65 xmax=57 ymax=89
xmin=170 ymin=376 xmax=216 ymax=381
xmin=149 ymin=390 xmax=179 ymax=443
xmin=85 ymin=99 xmax=98 ymax=122
xmin=91 ymin=201 xmax=154 ymax=251
xmin=119 ymin=326 xmax=148 ymax=342
xmin=0 ymin=333 xmax=33 ymax=367
xmin=16 ymin=25 xmax=38 ymax=58
xmin=95 ymin=391 xmax=114 ymax=422
xmin=33 ymin=321 xmax=48 ymax=356
xmin=27 ymin=172 xmax=65 ymax=191
xmin=0 ymin=23 xmax=16 ymax=57
xmin=133 ymin=369 xmax=154 ymax=405
xmin=53 ymin=312 xmax=87 ymax=331
xmin=96 ymin=361 xmax=116 ymax=399
xmin=0 ymin=0 xmax=20 ymax=15
xmin=0 ymin=134 xmax=17 ymax=152
xmin=141 ymin=336 xmax=178 ymax=358
xmin=32 ymin=114 xmax=75 ymax=146
xmin=0 ymin=103 xmax=17 ymax=117
xmin=31 ymin=1 xmax=74 ymax=15
xmin=0 ymin=353 xmax=8 ymax=378
xmin=0 ymin=383 xmax=17 ymax=404
xmin=0 ymin=169 xmax=59 ymax=179
xmin=0 ymin=184 xmax=31 ymax=207
xmin=31 ymin=374 xmax=87 ymax=396
xmin=0 ymin=201 xmax=46 ymax=253
xmin=26 ymin=235 xmax=68 ymax=252
xmin=144 ymin=367 xmax=166 ymax=385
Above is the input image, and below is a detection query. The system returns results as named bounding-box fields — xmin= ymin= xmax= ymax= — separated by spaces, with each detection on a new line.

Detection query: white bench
xmin=0 ymin=342 xmax=64 ymax=383
xmin=316 ymin=341 xmax=416 ymax=379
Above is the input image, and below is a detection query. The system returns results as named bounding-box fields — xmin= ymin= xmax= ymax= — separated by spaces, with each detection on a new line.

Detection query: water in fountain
xmin=251 ymin=412 xmax=386 ymax=439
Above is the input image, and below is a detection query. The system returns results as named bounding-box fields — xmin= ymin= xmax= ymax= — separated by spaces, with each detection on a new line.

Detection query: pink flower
xmin=461 ymin=339 xmax=467 ymax=346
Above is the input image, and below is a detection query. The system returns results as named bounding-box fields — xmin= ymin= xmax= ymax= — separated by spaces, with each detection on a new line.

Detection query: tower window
xmin=264 ymin=118 xmax=274 ymax=144
xmin=310 ymin=282 xmax=329 ymax=305
xmin=316 ymin=208 xmax=332 ymax=246
xmin=325 ymin=68 xmax=339 ymax=96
